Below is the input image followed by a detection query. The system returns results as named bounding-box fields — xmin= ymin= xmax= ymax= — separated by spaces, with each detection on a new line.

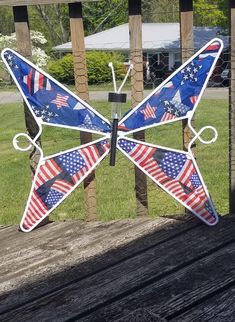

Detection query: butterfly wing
xmin=118 ymin=38 xmax=223 ymax=134
xmin=1 ymin=48 xmax=111 ymax=135
xmin=20 ymin=139 xmax=110 ymax=232
xmin=117 ymin=137 xmax=218 ymax=225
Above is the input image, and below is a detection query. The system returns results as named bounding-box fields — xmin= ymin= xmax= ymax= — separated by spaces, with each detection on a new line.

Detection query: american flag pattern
xmin=51 ymin=93 xmax=69 ymax=109
xmin=1 ymin=39 xmax=222 ymax=232
xmin=23 ymin=68 xmax=51 ymax=94
xmin=21 ymin=140 xmax=110 ymax=231
xmin=2 ymin=49 xmax=110 ymax=134
xmin=118 ymin=138 xmax=218 ymax=225
xmin=119 ymin=39 xmax=223 ymax=132
xmin=140 ymin=103 xmax=157 ymax=120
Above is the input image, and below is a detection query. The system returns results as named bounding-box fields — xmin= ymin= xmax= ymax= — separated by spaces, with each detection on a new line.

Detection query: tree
xmin=142 ymin=0 xmax=179 ymax=23
xmin=83 ymin=0 xmax=128 ymax=35
xmin=28 ymin=4 xmax=70 ymax=47
xmin=194 ymin=0 xmax=228 ymax=28
xmin=0 ymin=7 xmax=14 ymax=35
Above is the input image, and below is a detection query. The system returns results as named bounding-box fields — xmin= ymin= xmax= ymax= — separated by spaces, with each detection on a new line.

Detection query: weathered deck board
xmin=0 ymin=216 xmax=195 ymax=314
xmin=0 ymin=215 xmax=234 ymax=322
xmin=172 ymin=286 xmax=235 ymax=321
xmin=80 ymin=241 xmax=235 ymax=322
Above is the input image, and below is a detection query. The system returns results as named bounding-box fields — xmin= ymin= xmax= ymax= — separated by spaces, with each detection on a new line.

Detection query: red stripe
xmin=23 ymin=217 xmax=33 ymax=229
xmin=102 ymin=142 xmax=110 ymax=152
xmin=161 ymin=113 xmax=176 ymax=122
xmin=141 ymin=103 xmax=156 ymax=120
xmin=206 ymin=43 xmax=220 ymax=52
xmin=42 ymin=159 xmax=61 ymax=179
xmin=34 ymin=159 xmax=61 ymax=189
xmin=52 ymin=180 xmax=73 ymax=194
xmin=39 ymin=73 xmax=44 ymax=89
xmin=177 ymin=160 xmax=194 ymax=184
xmin=24 ymin=211 xmax=37 ymax=225
xmin=131 ymin=145 xmax=154 ymax=165
xmin=81 ymin=145 xmax=99 ymax=168
xmin=190 ymin=96 xmax=198 ymax=105
xmin=31 ymin=193 xmax=47 ymax=214
xmin=27 ymin=68 xmax=33 ymax=94
xmin=72 ymin=168 xmax=86 ymax=184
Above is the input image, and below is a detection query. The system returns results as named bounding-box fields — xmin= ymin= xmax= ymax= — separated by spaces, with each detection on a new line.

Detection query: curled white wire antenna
xmin=108 ymin=62 xmax=133 ymax=93
xmin=13 ymin=132 xmax=43 ymax=156
xmin=187 ymin=112 xmax=218 ymax=156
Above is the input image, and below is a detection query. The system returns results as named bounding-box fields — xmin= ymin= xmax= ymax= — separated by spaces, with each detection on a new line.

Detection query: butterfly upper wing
xmin=118 ymin=137 xmax=218 ymax=225
xmin=1 ymin=48 xmax=111 ymax=135
xmin=118 ymin=38 xmax=223 ymax=134
xmin=20 ymin=139 xmax=110 ymax=232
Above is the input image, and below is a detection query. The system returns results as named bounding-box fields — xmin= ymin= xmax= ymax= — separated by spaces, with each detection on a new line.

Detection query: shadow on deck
xmin=0 ymin=214 xmax=234 ymax=322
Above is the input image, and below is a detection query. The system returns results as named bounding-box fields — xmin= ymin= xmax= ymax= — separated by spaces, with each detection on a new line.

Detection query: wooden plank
xmin=81 ymin=236 xmax=235 ymax=322
xmin=0 ymin=217 xmax=192 ymax=313
xmin=179 ymin=0 xmax=195 ymax=153
xmin=0 ymin=0 xmax=98 ymax=6
xmin=229 ymin=0 xmax=235 ymax=213
xmin=68 ymin=2 xmax=96 ymax=220
xmin=128 ymin=0 xmax=148 ymax=216
xmin=13 ymin=6 xmax=41 ymax=174
xmin=172 ymin=285 xmax=235 ymax=321
xmin=1 ymin=215 xmax=234 ymax=321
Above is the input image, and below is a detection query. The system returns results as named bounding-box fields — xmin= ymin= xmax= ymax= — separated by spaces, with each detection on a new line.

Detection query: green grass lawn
xmin=0 ymin=99 xmax=229 ymax=225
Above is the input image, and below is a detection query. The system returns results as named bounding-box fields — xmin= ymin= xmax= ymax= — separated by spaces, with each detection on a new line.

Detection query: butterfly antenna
xmin=108 ymin=62 xmax=117 ymax=93
xmin=118 ymin=63 xmax=133 ymax=93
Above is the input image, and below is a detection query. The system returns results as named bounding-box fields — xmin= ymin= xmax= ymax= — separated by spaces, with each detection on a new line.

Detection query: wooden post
xmin=179 ymin=0 xmax=194 ymax=215
xmin=13 ymin=6 xmax=41 ymax=174
xmin=69 ymin=2 xmax=97 ymax=220
xmin=179 ymin=0 xmax=194 ymax=152
xmin=229 ymin=0 xmax=235 ymax=214
xmin=128 ymin=0 xmax=148 ymax=216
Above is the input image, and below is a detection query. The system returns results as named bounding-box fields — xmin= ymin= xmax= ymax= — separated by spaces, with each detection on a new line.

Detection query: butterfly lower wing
xmin=117 ymin=138 xmax=218 ymax=225
xmin=1 ymin=48 xmax=110 ymax=135
xmin=20 ymin=139 xmax=110 ymax=232
xmin=118 ymin=38 xmax=223 ymax=134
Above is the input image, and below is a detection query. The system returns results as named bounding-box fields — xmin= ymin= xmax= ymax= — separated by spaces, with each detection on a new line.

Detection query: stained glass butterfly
xmin=1 ymin=38 xmax=223 ymax=232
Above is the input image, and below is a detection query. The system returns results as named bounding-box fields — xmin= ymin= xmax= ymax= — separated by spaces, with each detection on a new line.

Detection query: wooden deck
xmin=0 ymin=214 xmax=234 ymax=322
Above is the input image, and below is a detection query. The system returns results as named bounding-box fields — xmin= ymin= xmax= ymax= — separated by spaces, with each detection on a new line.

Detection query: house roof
xmin=53 ymin=23 xmax=229 ymax=53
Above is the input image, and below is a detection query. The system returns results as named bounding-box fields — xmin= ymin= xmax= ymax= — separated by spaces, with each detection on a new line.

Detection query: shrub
xmin=47 ymin=54 xmax=75 ymax=84
xmin=47 ymin=51 xmax=126 ymax=85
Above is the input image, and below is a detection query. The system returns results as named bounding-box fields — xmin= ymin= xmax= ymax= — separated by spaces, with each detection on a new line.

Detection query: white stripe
xmin=46 ymin=79 xmax=51 ymax=90
xmin=34 ymin=71 xmax=40 ymax=93
xmin=199 ymin=53 xmax=217 ymax=59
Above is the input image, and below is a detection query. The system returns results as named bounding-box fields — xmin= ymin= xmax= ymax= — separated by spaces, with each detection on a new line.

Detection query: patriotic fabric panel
xmin=20 ymin=140 xmax=110 ymax=232
xmin=2 ymin=49 xmax=110 ymax=134
xmin=118 ymin=138 xmax=218 ymax=225
xmin=118 ymin=39 xmax=223 ymax=132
